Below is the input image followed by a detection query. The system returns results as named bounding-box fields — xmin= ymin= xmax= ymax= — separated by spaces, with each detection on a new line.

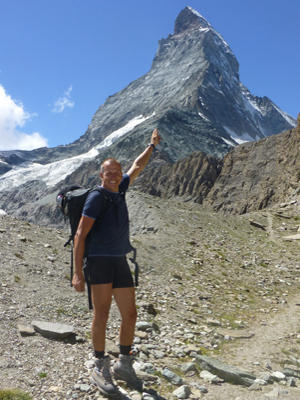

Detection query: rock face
xmin=204 ymin=124 xmax=300 ymax=214
xmin=134 ymin=151 xmax=222 ymax=204
xmin=0 ymin=6 xmax=296 ymax=223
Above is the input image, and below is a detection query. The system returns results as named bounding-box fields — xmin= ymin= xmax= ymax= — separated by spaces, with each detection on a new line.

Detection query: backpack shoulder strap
xmin=92 ymin=187 xmax=111 ymax=222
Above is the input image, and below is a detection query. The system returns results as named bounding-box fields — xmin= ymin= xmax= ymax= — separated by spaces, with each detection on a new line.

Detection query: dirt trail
xmin=266 ymin=210 xmax=278 ymax=243
xmin=203 ymin=212 xmax=300 ymax=399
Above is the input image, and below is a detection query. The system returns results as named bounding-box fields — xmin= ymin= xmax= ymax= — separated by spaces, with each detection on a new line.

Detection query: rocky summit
xmin=0 ymin=6 xmax=296 ymax=226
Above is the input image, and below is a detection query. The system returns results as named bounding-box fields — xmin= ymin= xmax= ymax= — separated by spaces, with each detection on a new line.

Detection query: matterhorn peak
xmin=174 ymin=6 xmax=210 ymax=34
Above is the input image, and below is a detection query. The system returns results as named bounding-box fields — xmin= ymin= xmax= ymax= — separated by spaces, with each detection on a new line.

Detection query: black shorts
xmin=87 ymin=255 xmax=134 ymax=288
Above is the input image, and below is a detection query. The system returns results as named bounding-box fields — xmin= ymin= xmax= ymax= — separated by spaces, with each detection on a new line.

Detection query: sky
xmin=0 ymin=0 xmax=299 ymax=151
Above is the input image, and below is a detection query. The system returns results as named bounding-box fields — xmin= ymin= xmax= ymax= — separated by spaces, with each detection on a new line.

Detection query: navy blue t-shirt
xmin=82 ymin=174 xmax=131 ymax=257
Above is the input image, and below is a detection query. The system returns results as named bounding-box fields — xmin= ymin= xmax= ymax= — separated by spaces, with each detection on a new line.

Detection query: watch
xmin=147 ymin=143 xmax=155 ymax=149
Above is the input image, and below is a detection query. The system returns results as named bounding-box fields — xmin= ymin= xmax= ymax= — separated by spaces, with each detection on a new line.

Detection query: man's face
xmin=100 ymin=161 xmax=122 ymax=192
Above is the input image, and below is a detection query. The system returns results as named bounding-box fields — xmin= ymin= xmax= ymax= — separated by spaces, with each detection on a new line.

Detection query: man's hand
xmin=151 ymin=128 xmax=161 ymax=147
xmin=72 ymin=271 xmax=85 ymax=292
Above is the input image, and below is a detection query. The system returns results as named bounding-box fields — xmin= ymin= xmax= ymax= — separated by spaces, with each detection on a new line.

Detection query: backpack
xmin=56 ymin=185 xmax=139 ymax=309
xmin=56 ymin=185 xmax=111 ymax=309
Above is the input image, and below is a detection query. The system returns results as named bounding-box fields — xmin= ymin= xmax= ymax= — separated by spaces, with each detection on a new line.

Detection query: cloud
xmin=0 ymin=85 xmax=48 ymax=151
xmin=52 ymin=85 xmax=74 ymax=113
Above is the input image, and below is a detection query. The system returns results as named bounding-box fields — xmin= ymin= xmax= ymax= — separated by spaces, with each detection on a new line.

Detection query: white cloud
xmin=0 ymin=85 xmax=48 ymax=151
xmin=52 ymin=85 xmax=74 ymax=113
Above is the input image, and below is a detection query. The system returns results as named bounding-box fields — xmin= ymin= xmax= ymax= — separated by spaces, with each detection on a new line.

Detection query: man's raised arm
xmin=127 ymin=128 xmax=161 ymax=185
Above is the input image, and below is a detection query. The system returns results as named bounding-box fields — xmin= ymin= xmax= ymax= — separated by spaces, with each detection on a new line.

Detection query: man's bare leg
xmin=112 ymin=287 xmax=143 ymax=391
xmin=91 ymin=283 xmax=113 ymax=351
xmin=90 ymin=283 xmax=119 ymax=396
xmin=113 ymin=286 xmax=137 ymax=346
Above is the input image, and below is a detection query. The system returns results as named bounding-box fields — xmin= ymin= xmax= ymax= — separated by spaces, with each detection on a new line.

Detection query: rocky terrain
xmin=2 ymin=189 xmax=300 ymax=399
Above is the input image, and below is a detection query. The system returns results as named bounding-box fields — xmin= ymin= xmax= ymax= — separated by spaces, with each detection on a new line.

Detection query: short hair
xmin=100 ymin=158 xmax=122 ymax=173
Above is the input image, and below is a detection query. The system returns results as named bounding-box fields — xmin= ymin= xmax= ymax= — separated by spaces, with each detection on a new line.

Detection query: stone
xmin=283 ymin=366 xmax=300 ymax=377
xmin=140 ymin=303 xmax=157 ymax=316
xmin=31 ymin=320 xmax=74 ymax=339
xmin=196 ymin=355 xmax=256 ymax=386
xmin=264 ymin=387 xmax=289 ymax=398
xmin=287 ymin=377 xmax=296 ymax=387
xmin=143 ymin=363 xmax=155 ymax=375
xmin=136 ymin=370 xmax=158 ymax=382
xmin=162 ymin=368 xmax=184 ymax=385
xmin=206 ymin=318 xmax=221 ymax=326
xmin=248 ymin=383 xmax=262 ymax=391
xmin=173 ymin=385 xmax=191 ymax=399
xmin=216 ymin=329 xmax=254 ymax=339
xmin=271 ymin=371 xmax=286 ymax=382
xmin=198 ymin=385 xmax=208 ymax=393
xmin=18 ymin=324 xmax=36 ymax=337
xmin=79 ymin=384 xmax=90 ymax=392
xmin=151 ymin=322 xmax=160 ymax=332
xmin=258 ymin=372 xmax=272 ymax=383
xmin=136 ymin=321 xmax=152 ymax=331
xmin=106 ymin=338 xmax=121 ymax=357
xmin=181 ymin=362 xmax=198 ymax=375
xmin=249 ymin=220 xmax=266 ymax=230
xmin=135 ymin=331 xmax=148 ymax=339
xmin=131 ymin=393 xmax=142 ymax=400
xmin=254 ymin=378 xmax=268 ymax=386
xmin=153 ymin=350 xmax=165 ymax=359
xmin=200 ymin=370 xmax=219 ymax=384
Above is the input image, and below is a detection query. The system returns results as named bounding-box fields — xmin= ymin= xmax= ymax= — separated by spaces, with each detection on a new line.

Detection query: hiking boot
xmin=91 ymin=356 xmax=119 ymax=396
xmin=113 ymin=354 xmax=143 ymax=392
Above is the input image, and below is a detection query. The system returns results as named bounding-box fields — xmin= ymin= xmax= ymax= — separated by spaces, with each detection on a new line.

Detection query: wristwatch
xmin=147 ymin=143 xmax=155 ymax=149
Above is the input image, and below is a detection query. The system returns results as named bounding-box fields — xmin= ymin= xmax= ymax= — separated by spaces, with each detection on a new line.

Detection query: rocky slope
xmin=2 ymin=191 xmax=300 ymax=399
xmin=204 ymin=114 xmax=300 ymax=214
xmin=133 ymin=151 xmax=222 ymax=204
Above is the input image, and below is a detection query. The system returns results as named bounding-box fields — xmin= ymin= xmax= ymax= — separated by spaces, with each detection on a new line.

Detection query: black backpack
xmin=56 ymin=185 xmax=112 ymax=308
xmin=56 ymin=185 xmax=139 ymax=309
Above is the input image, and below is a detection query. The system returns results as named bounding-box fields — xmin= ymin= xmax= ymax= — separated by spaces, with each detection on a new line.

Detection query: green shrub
xmin=0 ymin=389 xmax=32 ymax=400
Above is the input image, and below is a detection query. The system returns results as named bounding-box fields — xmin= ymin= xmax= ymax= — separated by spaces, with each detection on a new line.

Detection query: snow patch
xmin=198 ymin=112 xmax=210 ymax=122
xmin=272 ymin=104 xmax=297 ymax=127
xmin=95 ymin=114 xmax=154 ymax=150
xmin=221 ymin=138 xmax=235 ymax=147
xmin=0 ymin=114 xmax=154 ymax=192
xmin=0 ymin=209 xmax=6 ymax=215
xmin=223 ymin=126 xmax=259 ymax=144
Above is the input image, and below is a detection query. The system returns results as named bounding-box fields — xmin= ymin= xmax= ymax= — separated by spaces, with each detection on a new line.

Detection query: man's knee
xmin=93 ymin=306 xmax=111 ymax=324
xmin=123 ymin=307 xmax=137 ymax=323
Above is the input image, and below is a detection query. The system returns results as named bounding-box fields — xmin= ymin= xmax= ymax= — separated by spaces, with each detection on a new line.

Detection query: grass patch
xmin=259 ymin=262 xmax=269 ymax=268
xmin=85 ymin=331 xmax=92 ymax=340
xmin=56 ymin=307 xmax=68 ymax=317
xmin=0 ymin=389 xmax=32 ymax=400
xmin=14 ymin=276 xmax=20 ymax=283
xmin=14 ymin=253 xmax=24 ymax=260
xmin=220 ymin=314 xmax=244 ymax=329
xmin=38 ymin=372 xmax=47 ymax=378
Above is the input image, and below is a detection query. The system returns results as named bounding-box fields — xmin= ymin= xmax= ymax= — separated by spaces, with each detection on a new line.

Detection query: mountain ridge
xmin=0 ymin=6 xmax=297 ymax=225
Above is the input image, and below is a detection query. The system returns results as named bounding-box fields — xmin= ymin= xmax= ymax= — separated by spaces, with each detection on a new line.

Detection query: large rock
xmin=196 ymin=355 xmax=256 ymax=386
xmin=31 ymin=321 xmax=74 ymax=339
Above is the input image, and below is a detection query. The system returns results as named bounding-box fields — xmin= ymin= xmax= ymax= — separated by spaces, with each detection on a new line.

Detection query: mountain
xmin=0 ymin=6 xmax=296 ymax=224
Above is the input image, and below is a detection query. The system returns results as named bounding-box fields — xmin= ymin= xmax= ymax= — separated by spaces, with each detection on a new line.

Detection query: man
xmin=72 ymin=128 xmax=161 ymax=396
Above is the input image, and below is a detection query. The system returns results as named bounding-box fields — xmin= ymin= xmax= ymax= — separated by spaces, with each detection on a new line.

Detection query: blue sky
xmin=0 ymin=0 xmax=299 ymax=151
